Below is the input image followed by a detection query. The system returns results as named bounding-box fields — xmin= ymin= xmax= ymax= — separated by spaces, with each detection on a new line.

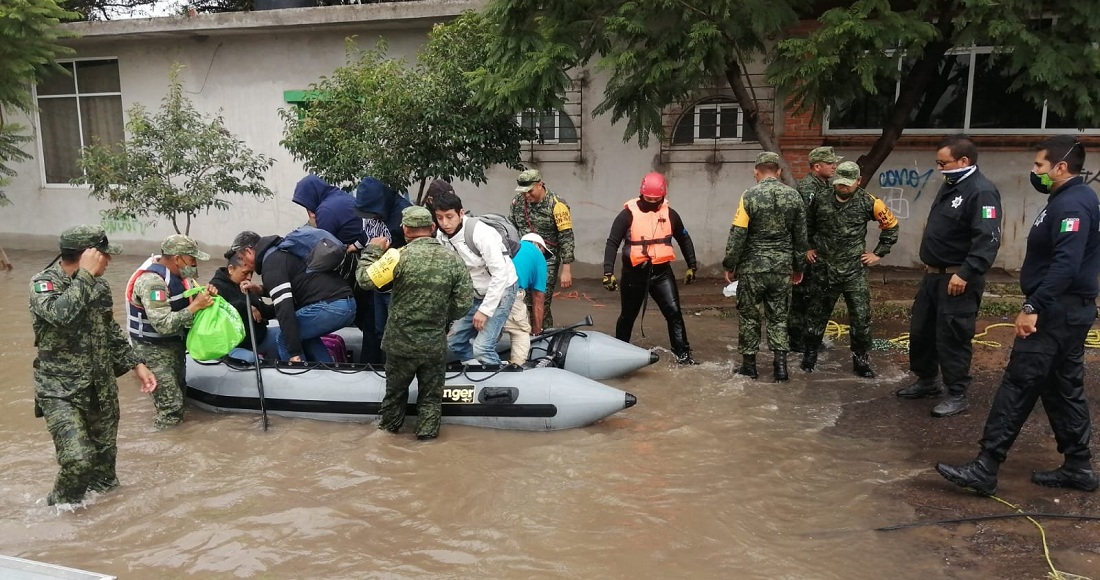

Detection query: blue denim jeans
xmin=276 ymin=297 xmax=356 ymax=362
xmin=229 ymin=326 xmax=281 ymax=363
xmin=448 ymin=283 xmax=517 ymax=366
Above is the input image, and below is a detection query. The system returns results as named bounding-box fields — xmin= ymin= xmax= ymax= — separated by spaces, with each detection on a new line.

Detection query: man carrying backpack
xmin=229 ymin=230 xmax=355 ymax=363
xmin=432 ymin=190 xmax=519 ymax=367
xmin=509 ymin=169 xmax=575 ymax=329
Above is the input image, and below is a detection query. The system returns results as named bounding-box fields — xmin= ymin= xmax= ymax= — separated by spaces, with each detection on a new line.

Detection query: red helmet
xmin=639 ymin=172 xmax=667 ymax=198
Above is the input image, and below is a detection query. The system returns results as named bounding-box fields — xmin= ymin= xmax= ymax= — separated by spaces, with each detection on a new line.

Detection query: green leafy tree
xmin=77 ymin=65 xmax=275 ymax=235
xmin=280 ymin=15 xmax=531 ymax=202
xmin=769 ymin=0 xmax=1100 ymax=178
xmin=0 ymin=0 xmax=76 ymax=206
xmin=467 ymin=0 xmax=804 ymax=182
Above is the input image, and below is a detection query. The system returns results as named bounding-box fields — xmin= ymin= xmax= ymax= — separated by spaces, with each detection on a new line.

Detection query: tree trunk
xmin=856 ymin=7 xmax=957 ymax=180
xmin=0 ymin=245 xmax=13 ymax=271
xmin=725 ymin=58 xmax=796 ymax=187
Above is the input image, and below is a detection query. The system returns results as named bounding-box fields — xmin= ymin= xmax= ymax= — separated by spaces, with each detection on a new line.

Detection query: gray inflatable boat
xmin=185 ymin=361 xmax=636 ymax=431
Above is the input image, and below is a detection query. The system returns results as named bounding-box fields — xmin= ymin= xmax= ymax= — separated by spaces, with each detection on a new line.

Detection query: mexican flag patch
xmin=1060 ymin=218 xmax=1081 ymax=233
xmin=982 ymin=206 xmax=997 ymax=219
xmin=149 ymin=289 xmax=167 ymax=301
xmin=33 ymin=281 xmax=54 ymax=293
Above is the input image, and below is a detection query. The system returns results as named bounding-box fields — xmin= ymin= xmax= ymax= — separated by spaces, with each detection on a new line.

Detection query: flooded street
xmin=0 ymin=250 xmax=1012 ymax=578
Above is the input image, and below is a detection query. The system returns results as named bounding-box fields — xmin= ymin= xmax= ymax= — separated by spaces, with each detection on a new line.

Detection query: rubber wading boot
xmin=936 ymin=454 xmax=1000 ymax=496
xmin=932 ymin=394 xmax=969 ymax=418
xmin=852 ymin=352 xmax=875 ymax=378
xmin=1031 ymin=465 xmax=1100 ymax=492
xmin=895 ymin=377 xmax=943 ymax=399
xmin=774 ymin=352 xmax=789 ymax=382
xmin=736 ymin=355 xmax=758 ymax=379
xmin=800 ymin=349 xmax=817 ymax=373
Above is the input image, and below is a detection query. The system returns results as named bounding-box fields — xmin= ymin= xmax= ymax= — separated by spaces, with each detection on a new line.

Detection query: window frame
xmin=515 ymin=108 xmax=579 ymax=145
xmin=690 ymin=101 xmax=745 ymax=143
xmin=34 ymin=56 xmax=125 ymax=188
xmin=824 ymin=46 xmax=1100 ymax=136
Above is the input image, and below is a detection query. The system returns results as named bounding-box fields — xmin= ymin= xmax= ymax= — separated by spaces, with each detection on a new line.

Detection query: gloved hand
xmin=602 ymin=274 xmax=618 ymax=292
xmin=684 ymin=268 xmax=696 ymax=285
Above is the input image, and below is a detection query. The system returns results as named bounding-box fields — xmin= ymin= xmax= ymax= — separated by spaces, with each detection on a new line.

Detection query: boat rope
xmin=876 ymin=493 xmax=1098 ymax=580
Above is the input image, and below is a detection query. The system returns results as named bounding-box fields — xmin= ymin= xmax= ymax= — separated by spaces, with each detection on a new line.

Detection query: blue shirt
xmin=512 ymin=241 xmax=547 ymax=293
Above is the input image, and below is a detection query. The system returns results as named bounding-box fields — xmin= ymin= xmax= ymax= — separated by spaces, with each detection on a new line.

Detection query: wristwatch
xmin=1022 ymin=303 xmax=1037 ymax=315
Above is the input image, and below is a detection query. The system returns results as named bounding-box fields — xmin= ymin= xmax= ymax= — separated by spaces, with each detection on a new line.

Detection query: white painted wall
xmin=2 ymin=4 xmax=1095 ymax=276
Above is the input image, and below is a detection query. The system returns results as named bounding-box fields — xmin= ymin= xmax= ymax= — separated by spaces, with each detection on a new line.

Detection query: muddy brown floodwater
xmin=0 ymin=251 xmax=1097 ymax=579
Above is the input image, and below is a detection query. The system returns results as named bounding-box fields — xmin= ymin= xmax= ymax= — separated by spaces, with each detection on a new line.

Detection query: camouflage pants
xmin=379 ymin=353 xmax=445 ymax=438
xmin=37 ymin=381 xmax=119 ymax=504
xmin=788 ymin=262 xmax=822 ymax=352
xmin=133 ymin=340 xmax=186 ymax=429
xmin=805 ymin=274 xmax=873 ymax=353
xmin=527 ymin=257 xmax=560 ymax=329
xmin=736 ymin=272 xmax=793 ymax=355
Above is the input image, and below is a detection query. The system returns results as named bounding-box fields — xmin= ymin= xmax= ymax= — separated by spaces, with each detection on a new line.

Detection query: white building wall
xmin=1 ymin=4 xmax=1093 ymax=275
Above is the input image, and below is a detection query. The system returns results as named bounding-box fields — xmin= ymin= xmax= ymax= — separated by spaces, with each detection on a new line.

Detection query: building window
xmin=826 ymin=47 xmax=1099 ymax=134
xmin=672 ymin=98 xmax=757 ymax=144
xmin=516 ymin=109 xmax=578 ymax=144
xmin=35 ymin=59 xmax=125 ymax=184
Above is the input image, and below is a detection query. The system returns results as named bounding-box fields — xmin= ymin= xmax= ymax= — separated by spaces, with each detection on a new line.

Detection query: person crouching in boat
xmin=209 ymin=249 xmax=279 ymax=362
xmin=358 ymin=206 xmax=474 ymax=440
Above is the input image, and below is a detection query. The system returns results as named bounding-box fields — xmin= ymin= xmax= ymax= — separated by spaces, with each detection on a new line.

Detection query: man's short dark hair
xmin=229 ymin=231 xmax=260 ymax=256
xmin=431 ymin=190 xmax=464 ymax=213
xmin=59 ymin=249 xmax=83 ymax=263
xmin=937 ymin=134 xmax=979 ymax=164
xmin=1037 ymin=135 xmax=1086 ymax=174
xmin=755 ymin=162 xmax=780 ymax=173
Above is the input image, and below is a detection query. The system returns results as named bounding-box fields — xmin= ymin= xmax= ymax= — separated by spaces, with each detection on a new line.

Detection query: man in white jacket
xmin=432 ymin=190 xmax=519 ymax=367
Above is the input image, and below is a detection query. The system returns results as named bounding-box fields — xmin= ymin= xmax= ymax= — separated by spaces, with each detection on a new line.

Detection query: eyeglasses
xmin=935 ymin=159 xmax=957 ymax=168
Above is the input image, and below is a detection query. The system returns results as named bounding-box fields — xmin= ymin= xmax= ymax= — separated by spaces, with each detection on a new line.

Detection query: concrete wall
xmin=2 ymin=2 xmax=1095 ymax=274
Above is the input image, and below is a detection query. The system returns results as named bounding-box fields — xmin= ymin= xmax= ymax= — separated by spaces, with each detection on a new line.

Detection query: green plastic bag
xmin=184 ymin=287 xmax=246 ymax=361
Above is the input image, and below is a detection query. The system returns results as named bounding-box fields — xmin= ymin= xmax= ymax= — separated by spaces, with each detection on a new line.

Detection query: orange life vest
xmin=624 ymin=198 xmax=675 ymax=267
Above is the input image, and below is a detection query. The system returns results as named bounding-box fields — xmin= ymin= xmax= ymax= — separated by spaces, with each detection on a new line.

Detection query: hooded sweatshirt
xmin=355 ymin=176 xmax=412 ymax=248
xmin=292 ymin=175 xmax=368 ymax=247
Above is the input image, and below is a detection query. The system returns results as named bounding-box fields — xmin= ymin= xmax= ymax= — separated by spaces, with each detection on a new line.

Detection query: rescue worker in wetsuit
xmin=937 ymin=135 xmax=1100 ymax=495
xmin=603 ymin=172 xmax=698 ymax=365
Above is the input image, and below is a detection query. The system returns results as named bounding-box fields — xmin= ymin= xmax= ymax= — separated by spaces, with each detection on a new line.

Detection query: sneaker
xmin=895 ymin=378 xmax=943 ymax=399
xmin=931 ymin=395 xmax=969 ymax=418
xmin=1031 ymin=465 xmax=1099 ymax=492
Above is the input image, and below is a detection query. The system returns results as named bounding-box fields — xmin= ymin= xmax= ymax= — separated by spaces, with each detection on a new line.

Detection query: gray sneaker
xmin=931 ymin=395 xmax=968 ymax=418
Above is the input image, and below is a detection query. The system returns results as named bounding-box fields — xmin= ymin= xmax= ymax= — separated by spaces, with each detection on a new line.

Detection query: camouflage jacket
xmin=808 ymin=187 xmax=900 ymax=284
xmin=797 ymin=173 xmax=832 ymax=208
xmin=508 ymin=190 xmax=575 ymax=264
xmin=30 ymin=265 xmax=140 ymax=398
xmin=131 ymin=270 xmax=195 ymax=336
xmin=723 ymin=177 xmax=808 ymax=275
xmin=358 ymin=237 xmax=473 ymax=358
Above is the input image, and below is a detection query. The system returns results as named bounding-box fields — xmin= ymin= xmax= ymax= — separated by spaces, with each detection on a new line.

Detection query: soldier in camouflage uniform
xmin=791 ymin=146 xmax=841 ymax=354
xmin=358 ymin=206 xmax=474 ymax=440
xmin=802 ymin=161 xmax=900 ymax=377
xmin=508 ymin=169 xmax=575 ymax=328
xmin=722 ymin=152 xmax=808 ymax=381
xmin=30 ymin=225 xmax=157 ymax=505
xmin=126 ymin=235 xmax=215 ymax=430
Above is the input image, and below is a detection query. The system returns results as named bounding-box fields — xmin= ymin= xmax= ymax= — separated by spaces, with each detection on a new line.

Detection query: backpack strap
xmin=463 ymin=217 xmax=484 ymax=258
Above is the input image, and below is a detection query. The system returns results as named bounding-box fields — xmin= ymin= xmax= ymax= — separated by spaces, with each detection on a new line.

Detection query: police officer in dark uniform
xmin=896 ymin=135 xmax=1002 ymax=418
xmin=936 ymin=136 xmax=1100 ymax=495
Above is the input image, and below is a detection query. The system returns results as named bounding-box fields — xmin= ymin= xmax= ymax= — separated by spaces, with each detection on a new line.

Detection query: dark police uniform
xmin=908 ymin=168 xmax=1002 ymax=398
xmin=980 ymin=175 xmax=1100 ymax=468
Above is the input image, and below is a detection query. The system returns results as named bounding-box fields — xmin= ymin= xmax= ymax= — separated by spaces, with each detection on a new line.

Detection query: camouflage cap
xmin=755 ymin=152 xmax=781 ymax=166
xmin=808 ymin=146 xmax=842 ymax=164
xmin=515 ymin=169 xmax=542 ymax=193
xmin=161 ymin=234 xmax=210 ymax=260
xmin=831 ymin=161 xmax=862 ymax=187
xmin=59 ymin=224 xmax=121 ymax=255
xmin=401 ymin=205 xmax=434 ymax=228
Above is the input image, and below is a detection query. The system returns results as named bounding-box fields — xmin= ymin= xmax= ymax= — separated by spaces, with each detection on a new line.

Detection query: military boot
xmin=800 ymin=349 xmax=818 ymax=373
xmin=936 ymin=454 xmax=1000 ymax=496
xmin=1031 ymin=464 xmax=1100 ymax=492
xmin=852 ymin=352 xmax=875 ymax=378
xmin=773 ymin=352 xmax=789 ymax=382
xmin=735 ymin=355 xmax=758 ymax=379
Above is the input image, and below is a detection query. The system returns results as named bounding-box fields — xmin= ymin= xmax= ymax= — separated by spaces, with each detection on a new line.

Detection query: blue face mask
xmin=941 ymin=166 xmax=971 ymax=186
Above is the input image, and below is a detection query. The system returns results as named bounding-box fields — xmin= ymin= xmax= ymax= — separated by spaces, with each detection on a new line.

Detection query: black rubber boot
xmin=895 ymin=377 xmax=943 ymax=399
xmin=736 ymin=355 xmax=758 ymax=379
xmin=936 ymin=454 xmax=1000 ymax=496
xmin=773 ymin=352 xmax=789 ymax=382
xmin=852 ymin=352 xmax=875 ymax=378
xmin=1031 ymin=464 xmax=1100 ymax=492
xmin=800 ymin=349 xmax=817 ymax=373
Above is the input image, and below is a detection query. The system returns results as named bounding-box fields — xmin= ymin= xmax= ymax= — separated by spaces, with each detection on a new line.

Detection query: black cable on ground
xmin=876 ymin=512 xmax=1100 ymax=532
